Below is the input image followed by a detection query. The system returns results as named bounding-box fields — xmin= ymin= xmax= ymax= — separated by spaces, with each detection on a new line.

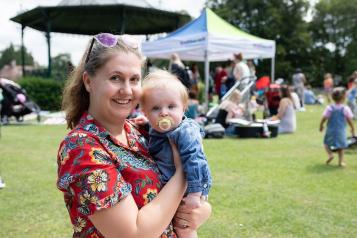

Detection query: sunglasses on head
xmin=85 ymin=33 xmax=140 ymax=63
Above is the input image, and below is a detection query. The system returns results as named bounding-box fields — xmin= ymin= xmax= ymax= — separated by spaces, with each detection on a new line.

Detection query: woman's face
xmin=84 ymin=51 xmax=142 ymax=125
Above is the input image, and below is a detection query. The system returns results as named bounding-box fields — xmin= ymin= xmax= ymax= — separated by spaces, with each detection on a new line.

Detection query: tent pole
xmin=46 ymin=21 xmax=52 ymax=78
xmin=21 ymin=24 xmax=25 ymax=77
xmin=204 ymin=50 xmax=209 ymax=112
xmin=271 ymin=57 xmax=275 ymax=82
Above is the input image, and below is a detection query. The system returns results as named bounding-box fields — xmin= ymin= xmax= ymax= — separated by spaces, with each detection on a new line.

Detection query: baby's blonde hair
xmin=141 ymin=69 xmax=189 ymax=108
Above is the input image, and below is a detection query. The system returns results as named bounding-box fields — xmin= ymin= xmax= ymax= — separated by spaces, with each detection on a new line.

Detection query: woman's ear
xmin=82 ymin=71 xmax=91 ymax=93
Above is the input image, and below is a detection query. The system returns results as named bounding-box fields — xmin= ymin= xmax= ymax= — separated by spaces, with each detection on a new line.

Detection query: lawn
xmin=0 ymin=105 xmax=356 ymax=238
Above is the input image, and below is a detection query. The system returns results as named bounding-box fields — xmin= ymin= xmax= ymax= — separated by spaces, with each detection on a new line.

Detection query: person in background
xmin=233 ymin=53 xmax=251 ymax=83
xmin=292 ymin=68 xmax=306 ymax=109
xmin=185 ymin=91 xmax=200 ymax=120
xmin=169 ymin=53 xmax=191 ymax=90
xmin=247 ymin=59 xmax=256 ymax=77
xmin=346 ymin=78 xmax=357 ymax=119
xmin=213 ymin=65 xmax=227 ymax=100
xmin=319 ymin=87 xmax=355 ymax=167
xmin=140 ymin=70 xmax=212 ymax=238
xmin=218 ymin=90 xmax=245 ymax=135
xmin=264 ymin=84 xmax=281 ymax=116
xmin=304 ymin=85 xmax=320 ymax=105
xmin=189 ymin=63 xmax=200 ymax=96
xmin=289 ymin=85 xmax=301 ymax=110
xmin=323 ymin=73 xmax=334 ymax=103
xmin=271 ymin=85 xmax=296 ymax=134
xmin=57 ymin=33 xmax=211 ymax=238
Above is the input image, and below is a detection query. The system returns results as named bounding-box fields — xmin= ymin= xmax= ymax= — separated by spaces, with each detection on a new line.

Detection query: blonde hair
xmin=141 ymin=69 xmax=188 ymax=109
xmin=219 ymin=90 xmax=241 ymax=111
xmin=62 ymin=36 xmax=144 ymax=129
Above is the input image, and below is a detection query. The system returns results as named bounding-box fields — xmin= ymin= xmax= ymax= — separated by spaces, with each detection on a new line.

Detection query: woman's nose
xmin=119 ymin=80 xmax=131 ymax=94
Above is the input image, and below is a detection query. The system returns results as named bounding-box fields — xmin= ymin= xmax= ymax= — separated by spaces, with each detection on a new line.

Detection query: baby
xmin=140 ymin=70 xmax=212 ymax=238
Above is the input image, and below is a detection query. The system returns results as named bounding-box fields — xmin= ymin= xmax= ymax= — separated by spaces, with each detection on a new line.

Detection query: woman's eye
xmin=110 ymin=75 xmax=121 ymax=81
xmin=130 ymin=77 xmax=140 ymax=84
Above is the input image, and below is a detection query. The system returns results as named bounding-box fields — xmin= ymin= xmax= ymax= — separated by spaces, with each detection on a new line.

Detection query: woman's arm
xmin=89 ymin=142 xmax=186 ymax=238
xmin=275 ymin=98 xmax=289 ymax=119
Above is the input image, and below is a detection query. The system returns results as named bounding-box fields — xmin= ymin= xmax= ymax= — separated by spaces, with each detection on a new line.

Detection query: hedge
xmin=18 ymin=77 xmax=64 ymax=111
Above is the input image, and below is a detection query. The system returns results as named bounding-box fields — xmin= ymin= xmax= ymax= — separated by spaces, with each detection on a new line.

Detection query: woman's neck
xmin=87 ymin=109 xmax=125 ymax=139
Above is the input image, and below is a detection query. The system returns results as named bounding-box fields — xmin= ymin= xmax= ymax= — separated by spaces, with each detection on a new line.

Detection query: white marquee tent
xmin=142 ymin=8 xmax=276 ymax=109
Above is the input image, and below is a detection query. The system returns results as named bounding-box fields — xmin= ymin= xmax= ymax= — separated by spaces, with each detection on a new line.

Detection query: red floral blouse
xmin=57 ymin=113 xmax=177 ymax=238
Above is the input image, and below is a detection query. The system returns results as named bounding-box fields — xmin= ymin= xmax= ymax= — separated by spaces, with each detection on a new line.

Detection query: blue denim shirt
xmin=148 ymin=117 xmax=212 ymax=195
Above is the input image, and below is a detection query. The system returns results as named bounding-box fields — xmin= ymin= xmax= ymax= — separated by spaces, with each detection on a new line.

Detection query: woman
xmin=272 ymin=85 xmax=296 ymax=133
xmin=57 ymin=33 xmax=211 ymax=238
xmin=218 ymin=90 xmax=245 ymax=135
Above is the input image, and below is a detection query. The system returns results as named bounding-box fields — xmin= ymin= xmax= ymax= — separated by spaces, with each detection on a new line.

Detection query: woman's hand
xmin=173 ymin=198 xmax=212 ymax=230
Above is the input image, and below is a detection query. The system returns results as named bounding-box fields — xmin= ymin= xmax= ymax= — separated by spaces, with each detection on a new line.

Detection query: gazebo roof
xmin=10 ymin=0 xmax=191 ymax=35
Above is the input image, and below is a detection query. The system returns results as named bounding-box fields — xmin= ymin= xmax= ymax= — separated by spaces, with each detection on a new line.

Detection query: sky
xmin=0 ymin=0 xmax=206 ymax=66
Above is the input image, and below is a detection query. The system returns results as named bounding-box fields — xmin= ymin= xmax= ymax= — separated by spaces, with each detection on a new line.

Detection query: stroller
xmin=0 ymin=78 xmax=41 ymax=124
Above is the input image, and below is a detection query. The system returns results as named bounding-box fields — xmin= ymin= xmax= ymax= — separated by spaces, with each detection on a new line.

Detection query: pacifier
xmin=157 ymin=116 xmax=173 ymax=131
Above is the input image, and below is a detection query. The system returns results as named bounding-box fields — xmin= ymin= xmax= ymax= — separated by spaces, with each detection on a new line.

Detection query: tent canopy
xmin=142 ymin=8 xmax=275 ymax=61
xmin=10 ymin=1 xmax=190 ymax=35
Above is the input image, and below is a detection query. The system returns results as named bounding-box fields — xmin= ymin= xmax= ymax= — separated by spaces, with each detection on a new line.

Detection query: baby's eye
xmin=152 ymin=106 xmax=160 ymax=111
xmin=168 ymin=104 xmax=176 ymax=109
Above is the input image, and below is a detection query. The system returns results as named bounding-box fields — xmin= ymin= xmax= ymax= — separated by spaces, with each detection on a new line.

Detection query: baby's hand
xmin=184 ymin=193 xmax=202 ymax=209
xmin=131 ymin=115 xmax=148 ymax=125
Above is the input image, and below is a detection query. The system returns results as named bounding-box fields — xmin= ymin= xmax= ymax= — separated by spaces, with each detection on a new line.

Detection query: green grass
xmin=0 ymin=105 xmax=356 ymax=238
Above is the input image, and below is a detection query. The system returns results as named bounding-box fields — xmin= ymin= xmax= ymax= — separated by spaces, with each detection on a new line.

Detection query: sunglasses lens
xmin=119 ymin=34 xmax=140 ymax=49
xmin=95 ymin=33 xmax=118 ymax=47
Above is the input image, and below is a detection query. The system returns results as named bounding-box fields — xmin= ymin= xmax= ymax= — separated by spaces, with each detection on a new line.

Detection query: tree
xmin=310 ymin=0 xmax=357 ymax=85
xmin=207 ymin=0 xmax=312 ymax=82
xmin=0 ymin=44 xmax=34 ymax=69
xmin=51 ymin=53 xmax=73 ymax=81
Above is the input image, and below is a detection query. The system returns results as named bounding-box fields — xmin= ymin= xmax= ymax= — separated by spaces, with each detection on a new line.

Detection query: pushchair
xmin=0 ymin=78 xmax=41 ymax=124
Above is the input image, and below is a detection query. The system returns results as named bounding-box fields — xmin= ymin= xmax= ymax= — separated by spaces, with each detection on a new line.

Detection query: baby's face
xmin=142 ymin=87 xmax=185 ymax=133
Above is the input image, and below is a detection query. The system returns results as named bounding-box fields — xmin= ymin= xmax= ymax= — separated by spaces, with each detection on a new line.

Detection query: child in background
xmin=140 ymin=70 xmax=212 ymax=238
xmin=319 ymin=87 xmax=355 ymax=167
xmin=346 ymin=78 xmax=357 ymax=119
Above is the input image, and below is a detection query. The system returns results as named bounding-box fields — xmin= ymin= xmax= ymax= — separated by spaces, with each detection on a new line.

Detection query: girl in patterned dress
xmin=319 ymin=87 xmax=355 ymax=167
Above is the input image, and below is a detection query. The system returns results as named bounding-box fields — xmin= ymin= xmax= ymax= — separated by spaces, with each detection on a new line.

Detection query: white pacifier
xmin=157 ymin=116 xmax=173 ymax=131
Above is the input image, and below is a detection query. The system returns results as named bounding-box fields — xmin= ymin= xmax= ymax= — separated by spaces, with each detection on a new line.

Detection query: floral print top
xmin=57 ymin=113 xmax=177 ymax=238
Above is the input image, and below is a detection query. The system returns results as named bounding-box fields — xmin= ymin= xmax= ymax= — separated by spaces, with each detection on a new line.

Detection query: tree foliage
xmin=310 ymin=0 xmax=357 ymax=84
xmin=207 ymin=0 xmax=311 ymax=82
xmin=0 ymin=44 xmax=34 ymax=69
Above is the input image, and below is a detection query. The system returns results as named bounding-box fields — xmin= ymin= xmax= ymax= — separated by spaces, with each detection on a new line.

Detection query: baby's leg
xmin=175 ymin=228 xmax=198 ymax=238
xmin=184 ymin=192 xmax=202 ymax=209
